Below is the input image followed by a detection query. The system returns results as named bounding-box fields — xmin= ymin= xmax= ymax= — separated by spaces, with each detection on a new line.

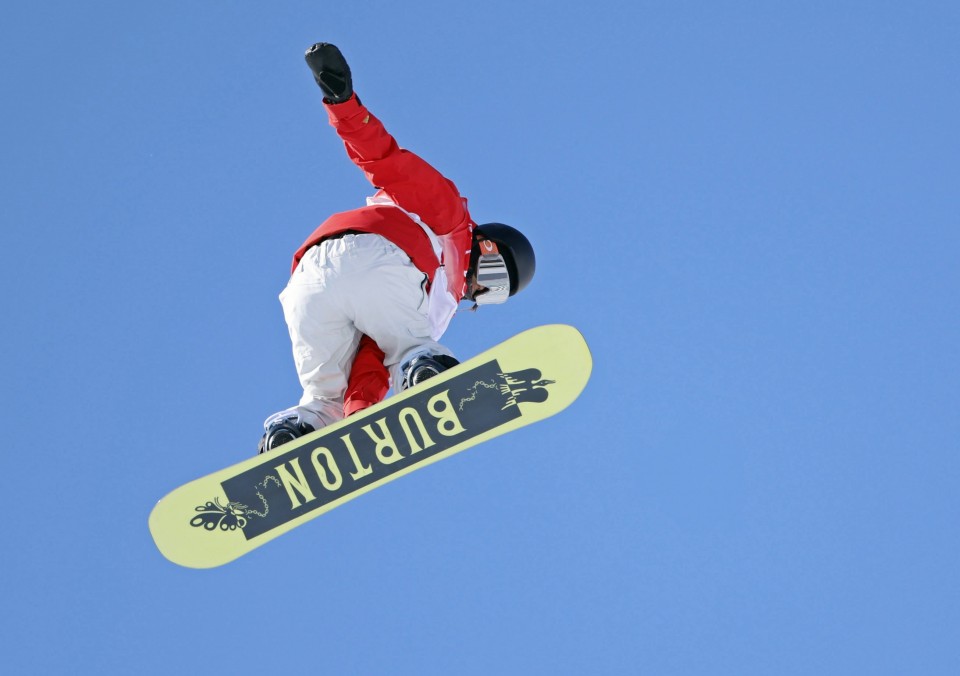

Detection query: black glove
xmin=304 ymin=43 xmax=353 ymax=104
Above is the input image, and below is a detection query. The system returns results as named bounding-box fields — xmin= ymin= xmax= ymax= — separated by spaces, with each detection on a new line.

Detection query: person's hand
xmin=304 ymin=43 xmax=353 ymax=103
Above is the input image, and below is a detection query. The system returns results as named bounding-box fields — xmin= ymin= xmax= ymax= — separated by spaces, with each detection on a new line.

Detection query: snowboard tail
xmin=149 ymin=324 xmax=591 ymax=568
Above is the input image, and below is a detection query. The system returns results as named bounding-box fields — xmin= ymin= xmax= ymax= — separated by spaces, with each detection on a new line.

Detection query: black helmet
xmin=473 ymin=222 xmax=536 ymax=297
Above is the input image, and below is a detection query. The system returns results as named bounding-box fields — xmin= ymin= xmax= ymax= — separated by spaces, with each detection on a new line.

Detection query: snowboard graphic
xmin=149 ymin=324 xmax=592 ymax=568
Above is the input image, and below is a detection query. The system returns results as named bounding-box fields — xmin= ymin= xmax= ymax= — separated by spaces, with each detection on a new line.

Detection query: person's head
xmin=466 ymin=223 xmax=535 ymax=306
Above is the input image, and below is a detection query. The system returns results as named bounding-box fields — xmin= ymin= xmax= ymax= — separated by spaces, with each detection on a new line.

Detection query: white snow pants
xmin=274 ymin=233 xmax=452 ymax=430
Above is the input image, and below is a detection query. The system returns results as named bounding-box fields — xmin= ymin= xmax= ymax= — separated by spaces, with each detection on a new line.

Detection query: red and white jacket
xmin=291 ymin=94 xmax=475 ymax=415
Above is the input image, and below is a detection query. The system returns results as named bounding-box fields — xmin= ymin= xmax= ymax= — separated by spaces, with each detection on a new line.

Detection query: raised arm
xmin=305 ymin=43 xmax=468 ymax=234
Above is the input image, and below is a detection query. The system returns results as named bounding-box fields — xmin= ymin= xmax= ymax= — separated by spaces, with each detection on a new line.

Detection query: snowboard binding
xmin=258 ymin=416 xmax=316 ymax=454
xmin=400 ymin=354 xmax=460 ymax=391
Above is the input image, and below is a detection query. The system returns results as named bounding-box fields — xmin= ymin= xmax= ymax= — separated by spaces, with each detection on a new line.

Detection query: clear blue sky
xmin=2 ymin=1 xmax=958 ymax=674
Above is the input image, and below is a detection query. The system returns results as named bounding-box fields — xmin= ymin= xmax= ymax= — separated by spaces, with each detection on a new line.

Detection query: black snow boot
xmin=401 ymin=354 xmax=460 ymax=391
xmin=258 ymin=417 xmax=315 ymax=454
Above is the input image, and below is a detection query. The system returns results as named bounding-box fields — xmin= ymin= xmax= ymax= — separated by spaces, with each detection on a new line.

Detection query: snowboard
xmin=149 ymin=323 xmax=592 ymax=568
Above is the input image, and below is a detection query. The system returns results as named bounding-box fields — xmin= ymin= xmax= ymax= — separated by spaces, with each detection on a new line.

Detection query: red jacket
xmin=292 ymin=94 xmax=474 ymax=416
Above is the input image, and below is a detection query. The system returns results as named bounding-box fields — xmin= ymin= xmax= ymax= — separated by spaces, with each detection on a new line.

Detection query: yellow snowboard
xmin=149 ymin=324 xmax=592 ymax=568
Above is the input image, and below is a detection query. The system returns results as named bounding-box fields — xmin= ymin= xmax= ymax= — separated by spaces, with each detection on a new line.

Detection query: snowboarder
xmin=259 ymin=43 xmax=536 ymax=453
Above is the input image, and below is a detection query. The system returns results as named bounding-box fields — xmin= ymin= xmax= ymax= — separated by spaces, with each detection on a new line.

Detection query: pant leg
xmin=278 ymin=241 xmax=361 ymax=429
xmin=336 ymin=235 xmax=455 ymax=386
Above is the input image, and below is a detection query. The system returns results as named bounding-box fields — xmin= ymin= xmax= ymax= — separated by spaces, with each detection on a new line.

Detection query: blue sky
xmin=2 ymin=1 xmax=958 ymax=674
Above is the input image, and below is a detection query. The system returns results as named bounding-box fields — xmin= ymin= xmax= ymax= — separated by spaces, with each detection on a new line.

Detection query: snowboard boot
xmin=400 ymin=354 xmax=460 ymax=391
xmin=258 ymin=417 xmax=316 ymax=454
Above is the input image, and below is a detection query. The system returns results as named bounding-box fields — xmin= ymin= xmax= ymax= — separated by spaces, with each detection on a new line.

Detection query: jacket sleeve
xmin=325 ymin=95 xmax=469 ymax=235
xmin=343 ymin=334 xmax=390 ymax=417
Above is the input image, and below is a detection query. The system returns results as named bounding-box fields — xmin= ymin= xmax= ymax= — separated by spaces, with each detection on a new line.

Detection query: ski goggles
xmin=473 ymin=239 xmax=511 ymax=305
